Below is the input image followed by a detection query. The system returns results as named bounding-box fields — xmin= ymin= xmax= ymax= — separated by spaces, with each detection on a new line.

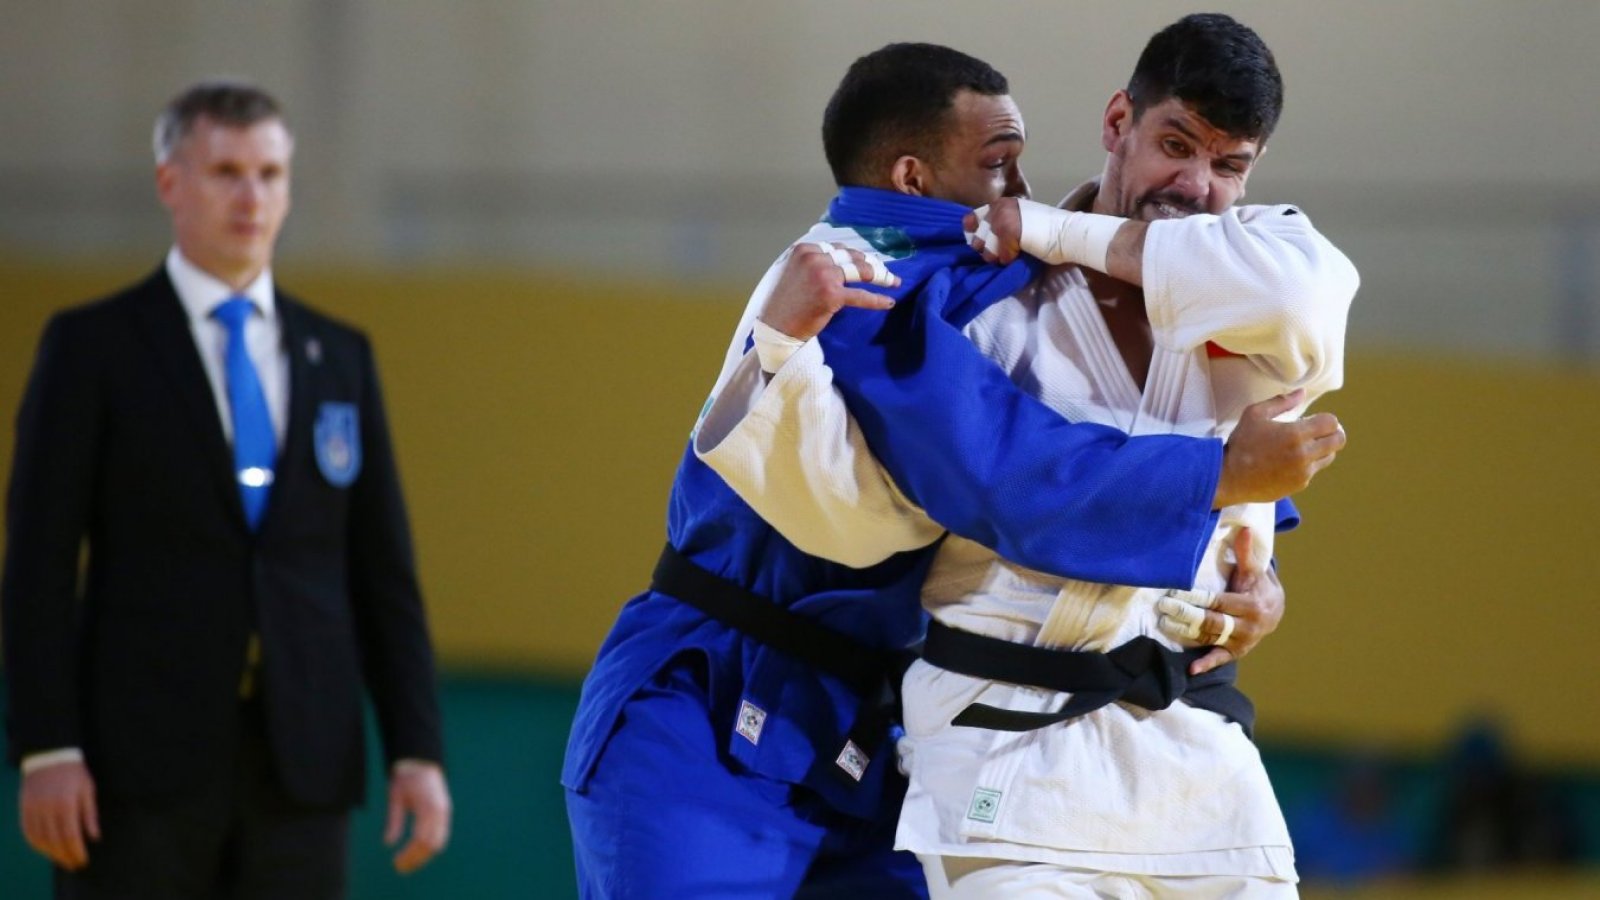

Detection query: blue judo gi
xmin=561 ymin=189 xmax=1282 ymax=898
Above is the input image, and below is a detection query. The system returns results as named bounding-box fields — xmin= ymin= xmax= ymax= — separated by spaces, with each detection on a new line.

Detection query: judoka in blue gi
xmin=561 ymin=43 xmax=1341 ymax=898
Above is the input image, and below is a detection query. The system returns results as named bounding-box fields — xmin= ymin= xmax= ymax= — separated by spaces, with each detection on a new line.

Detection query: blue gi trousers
xmin=566 ymin=655 xmax=926 ymax=899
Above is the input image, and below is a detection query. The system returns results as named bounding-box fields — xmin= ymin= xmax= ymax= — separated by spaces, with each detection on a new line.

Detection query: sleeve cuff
xmin=21 ymin=747 xmax=84 ymax=775
xmin=752 ymin=318 xmax=808 ymax=374
xmin=392 ymin=757 xmax=443 ymax=776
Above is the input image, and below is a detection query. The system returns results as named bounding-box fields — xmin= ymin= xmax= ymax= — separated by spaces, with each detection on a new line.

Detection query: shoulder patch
xmin=967 ymin=787 xmax=1003 ymax=823
xmin=735 ymin=700 xmax=767 ymax=745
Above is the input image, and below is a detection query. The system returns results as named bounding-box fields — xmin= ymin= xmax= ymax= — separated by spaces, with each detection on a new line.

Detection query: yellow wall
xmin=3 ymin=259 xmax=1598 ymax=763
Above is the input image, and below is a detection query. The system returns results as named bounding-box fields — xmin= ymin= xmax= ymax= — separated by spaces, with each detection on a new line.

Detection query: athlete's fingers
xmin=838 ymin=287 xmax=896 ymax=311
xmin=838 ymin=248 xmax=900 ymax=288
xmin=1156 ymin=594 xmax=1206 ymax=642
xmin=796 ymin=240 xmax=833 ymax=261
xmin=1299 ymin=411 xmax=1342 ymax=439
xmin=1213 ymin=611 xmax=1236 ymax=647
xmin=969 ymin=219 xmax=999 ymax=261
xmin=825 ymin=246 xmax=863 ymax=283
xmin=1240 ymin=388 xmax=1307 ymax=423
xmin=1231 ymin=527 xmax=1261 ymax=582
xmin=965 ymin=205 xmax=991 ymax=236
xmin=862 ymin=252 xmax=899 ymax=288
xmin=1306 ymin=451 xmax=1339 ymax=480
xmin=1202 ymin=590 xmax=1264 ymax=627
xmin=965 ymin=206 xmax=995 ymax=258
xmin=1190 ymin=646 xmax=1235 ymax=676
xmin=1190 ymin=607 xmax=1240 ymax=646
xmin=1306 ymin=424 xmax=1347 ymax=460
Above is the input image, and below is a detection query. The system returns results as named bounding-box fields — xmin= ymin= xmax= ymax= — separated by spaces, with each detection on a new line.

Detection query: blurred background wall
xmin=2 ymin=1 xmax=1598 ymax=896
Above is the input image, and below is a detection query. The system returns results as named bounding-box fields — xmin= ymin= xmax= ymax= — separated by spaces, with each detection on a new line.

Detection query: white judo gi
xmin=695 ymin=180 xmax=1358 ymax=895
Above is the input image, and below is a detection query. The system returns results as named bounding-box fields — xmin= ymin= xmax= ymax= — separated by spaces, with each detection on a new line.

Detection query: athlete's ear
xmin=889 ymin=156 xmax=930 ymax=197
xmin=1103 ymin=90 xmax=1134 ymax=154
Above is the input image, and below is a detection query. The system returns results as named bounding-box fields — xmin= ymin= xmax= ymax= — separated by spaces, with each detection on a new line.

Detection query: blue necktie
xmin=212 ymin=297 xmax=276 ymax=531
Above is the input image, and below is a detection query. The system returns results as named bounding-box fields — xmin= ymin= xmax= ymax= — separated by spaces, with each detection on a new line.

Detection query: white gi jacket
xmin=695 ymin=181 xmax=1357 ymax=878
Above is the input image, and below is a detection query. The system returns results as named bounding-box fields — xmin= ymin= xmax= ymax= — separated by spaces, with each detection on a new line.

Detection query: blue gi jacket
xmin=562 ymin=188 xmax=1258 ymax=819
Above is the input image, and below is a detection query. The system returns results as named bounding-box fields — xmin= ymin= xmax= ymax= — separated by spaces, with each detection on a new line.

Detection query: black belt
xmin=922 ymin=619 xmax=1255 ymax=739
xmin=650 ymin=544 xmax=912 ymax=783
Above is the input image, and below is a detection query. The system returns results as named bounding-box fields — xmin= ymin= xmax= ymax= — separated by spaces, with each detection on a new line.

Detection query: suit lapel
xmin=128 ymin=268 xmax=248 ymax=531
xmin=268 ymin=294 xmax=316 ymax=534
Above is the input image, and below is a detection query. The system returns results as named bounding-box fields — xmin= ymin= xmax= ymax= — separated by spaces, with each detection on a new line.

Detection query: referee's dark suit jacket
xmin=1 ymin=266 xmax=444 ymax=810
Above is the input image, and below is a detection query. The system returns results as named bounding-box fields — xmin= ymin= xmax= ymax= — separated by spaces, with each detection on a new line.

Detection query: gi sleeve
xmin=1143 ymin=205 xmax=1358 ymax=394
xmin=812 ymin=298 xmax=1222 ymax=590
xmin=694 ymin=337 xmax=945 ymax=568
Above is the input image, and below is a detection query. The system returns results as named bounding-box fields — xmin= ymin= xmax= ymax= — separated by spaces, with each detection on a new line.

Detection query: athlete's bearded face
xmin=1095 ymin=93 xmax=1261 ymax=221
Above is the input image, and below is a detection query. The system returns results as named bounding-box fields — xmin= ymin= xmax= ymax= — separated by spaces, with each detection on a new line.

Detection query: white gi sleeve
xmin=1143 ymin=205 xmax=1358 ymax=393
xmin=693 ymin=339 xmax=944 ymax=569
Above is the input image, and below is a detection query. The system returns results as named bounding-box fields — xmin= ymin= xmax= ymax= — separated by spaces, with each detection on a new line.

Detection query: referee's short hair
xmin=153 ymin=80 xmax=289 ymax=164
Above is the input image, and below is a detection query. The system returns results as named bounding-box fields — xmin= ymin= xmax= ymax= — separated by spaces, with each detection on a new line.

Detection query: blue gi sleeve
xmin=818 ymin=293 xmax=1223 ymax=591
xmin=1275 ymin=497 xmax=1301 ymax=532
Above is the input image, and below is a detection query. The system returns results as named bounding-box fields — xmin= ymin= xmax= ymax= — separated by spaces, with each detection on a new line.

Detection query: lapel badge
xmin=305 ymin=337 xmax=322 ymax=365
xmin=314 ymin=401 xmax=362 ymax=487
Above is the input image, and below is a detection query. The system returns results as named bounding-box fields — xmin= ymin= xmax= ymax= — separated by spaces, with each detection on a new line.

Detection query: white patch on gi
xmin=967 ymin=787 xmax=1003 ymax=824
xmin=835 ymin=741 xmax=868 ymax=782
xmin=735 ymin=700 xmax=767 ymax=745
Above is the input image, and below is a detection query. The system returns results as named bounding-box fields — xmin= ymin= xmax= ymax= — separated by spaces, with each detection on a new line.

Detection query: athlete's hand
xmin=964 ymin=199 xmax=1024 ymax=264
xmin=1158 ymin=528 xmax=1285 ymax=675
xmin=1214 ymin=390 xmax=1344 ymax=508
xmin=757 ymin=242 xmax=899 ymax=341
xmin=20 ymin=760 xmax=100 ymax=870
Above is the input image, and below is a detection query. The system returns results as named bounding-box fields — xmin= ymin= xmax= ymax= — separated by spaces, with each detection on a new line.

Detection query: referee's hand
xmin=20 ymin=760 xmax=100 ymax=871
xmin=386 ymin=760 xmax=452 ymax=874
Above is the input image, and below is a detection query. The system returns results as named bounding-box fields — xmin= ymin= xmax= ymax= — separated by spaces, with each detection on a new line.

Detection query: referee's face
xmin=158 ymin=115 xmax=294 ymax=290
xmin=919 ymin=90 xmax=1030 ymax=209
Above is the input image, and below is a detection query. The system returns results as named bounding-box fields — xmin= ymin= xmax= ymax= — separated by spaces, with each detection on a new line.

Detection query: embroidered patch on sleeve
xmin=966 ymin=787 xmax=1003 ymax=824
xmin=835 ymin=741 xmax=869 ymax=782
xmin=735 ymin=700 xmax=767 ymax=746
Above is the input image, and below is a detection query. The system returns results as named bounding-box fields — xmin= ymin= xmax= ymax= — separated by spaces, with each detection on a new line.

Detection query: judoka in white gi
xmin=695 ymin=15 xmax=1357 ymax=898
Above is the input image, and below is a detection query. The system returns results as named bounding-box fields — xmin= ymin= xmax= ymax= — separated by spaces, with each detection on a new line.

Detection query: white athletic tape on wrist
xmin=752 ymin=318 xmax=806 ymax=374
xmin=1017 ymin=198 xmax=1123 ymax=271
